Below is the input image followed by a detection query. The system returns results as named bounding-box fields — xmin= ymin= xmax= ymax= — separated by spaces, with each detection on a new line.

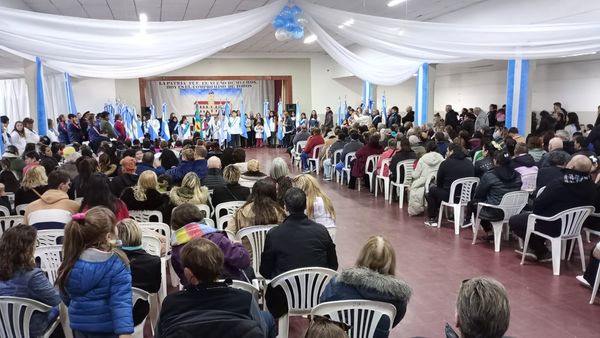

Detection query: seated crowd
xmin=0 ymin=101 xmax=594 ymax=338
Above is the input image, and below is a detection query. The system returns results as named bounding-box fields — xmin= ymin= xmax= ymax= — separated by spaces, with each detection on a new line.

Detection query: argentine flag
xmin=381 ymin=95 xmax=387 ymax=124
xmin=240 ymin=99 xmax=248 ymax=138
xmin=277 ymin=100 xmax=284 ymax=141
xmin=337 ymin=98 xmax=342 ymax=126
xmin=160 ymin=103 xmax=170 ymax=141
xmin=263 ymin=100 xmax=271 ymax=141
xmin=224 ymin=101 xmax=231 ymax=143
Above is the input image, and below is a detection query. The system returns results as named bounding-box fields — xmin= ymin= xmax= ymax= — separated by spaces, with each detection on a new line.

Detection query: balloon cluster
xmin=272 ymin=5 xmax=305 ymax=41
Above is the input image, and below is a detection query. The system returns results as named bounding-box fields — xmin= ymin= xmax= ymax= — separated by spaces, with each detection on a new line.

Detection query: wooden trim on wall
xmin=139 ymin=75 xmax=293 ymax=108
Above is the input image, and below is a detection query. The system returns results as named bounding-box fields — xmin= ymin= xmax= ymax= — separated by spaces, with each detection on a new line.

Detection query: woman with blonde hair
xmin=292 ymin=174 xmax=335 ymax=227
xmin=320 ymin=235 xmax=412 ymax=338
xmin=169 ymin=171 xmax=209 ymax=206
xmin=121 ymin=170 xmax=172 ymax=223
xmin=15 ymin=165 xmax=48 ymax=206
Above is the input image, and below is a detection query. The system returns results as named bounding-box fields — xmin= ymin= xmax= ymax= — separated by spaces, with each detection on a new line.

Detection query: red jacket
xmin=352 ymin=144 xmax=384 ymax=177
xmin=303 ymin=134 xmax=325 ymax=156
xmin=114 ymin=120 xmax=127 ymax=141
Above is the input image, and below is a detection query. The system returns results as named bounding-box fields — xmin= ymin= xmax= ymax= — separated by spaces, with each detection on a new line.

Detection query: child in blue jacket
xmin=57 ymin=207 xmax=134 ymax=338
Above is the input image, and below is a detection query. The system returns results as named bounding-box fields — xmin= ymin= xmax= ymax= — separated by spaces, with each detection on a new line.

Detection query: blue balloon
xmin=285 ymin=22 xmax=297 ymax=32
xmin=292 ymin=24 xmax=303 ymax=33
xmin=292 ymin=27 xmax=304 ymax=40
xmin=280 ymin=6 xmax=292 ymax=18
xmin=272 ymin=16 xmax=285 ymax=29
xmin=290 ymin=5 xmax=302 ymax=16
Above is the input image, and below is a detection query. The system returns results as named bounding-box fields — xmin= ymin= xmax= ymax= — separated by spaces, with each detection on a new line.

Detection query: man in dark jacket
xmin=586 ymin=122 xmax=600 ymax=155
xmin=260 ymin=188 xmax=338 ymax=317
xmin=510 ymin=155 xmax=597 ymax=261
xmin=135 ymin=152 xmax=166 ymax=176
xmin=324 ymin=106 xmax=334 ymax=129
xmin=424 ymin=143 xmax=475 ymax=226
xmin=386 ymin=106 xmax=400 ymax=128
xmin=67 ymin=114 xmax=84 ymax=144
xmin=487 ymin=104 xmax=498 ymax=128
xmin=202 ymin=156 xmax=226 ymax=190
xmin=157 ymin=237 xmax=272 ymax=338
xmin=444 ymin=105 xmax=459 ymax=130
xmin=401 ymin=106 xmax=415 ymax=124
xmin=166 ymin=146 xmax=208 ymax=184
xmin=111 ymin=156 xmax=139 ymax=197
xmin=536 ymin=150 xmax=569 ymax=189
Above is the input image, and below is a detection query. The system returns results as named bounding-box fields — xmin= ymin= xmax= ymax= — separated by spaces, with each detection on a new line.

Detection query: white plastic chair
xmin=236 ymin=225 xmax=276 ymax=279
xmin=215 ymin=201 xmax=245 ymax=225
xmin=268 ymin=267 xmax=337 ymax=338
xmin=139 ymin=222 xmax=172 ymax=300
xmin=424 ymin=172 xmax=437 ymax=200
xmin=132 ymin=287 xmax=151 ymax=338
xmin=217 ymin=214 xmax=234 ymax=231
xmin=35 ymin=245 xmax=63 ymax=285
xmin=0 ymin=296 xmax=60 ymax=338
xmin=472 ymin=191 xmax=529 ymax=252
xmin=329 ymin=149 xmax=343 ymax=181
xmin=437 ymin=177 xmax=479 ymax=235
xmin=311 ymin=300 xmax=397 ymax=338
xmin=374 ymin=159 xmax=391 ymax=200
xmin=520 ymin=206 xmax=594 ymax=276
xmin=204 ymin=217 xmax=216 ymax=228
xmin=308 ymin=144 xmax=324 ymax=175
xmin=129 ymin=210 xmax=163 ymax=223
xmin=520 ymin=172 xmax=537 ymax=192
xmin=389 ymin=160 xmax=415 ymax=208
xmin=218 ymin=279 xmax=260 ymax=300
xmin=293 ymin=141 xmax=307 ymax=168
xmin=0 ymin=215 xmax=23 ymax=236
xmin=37 ymin=229 xmax=65 ymax=247
xmin=6 ymin=192 xmax=14 ymax=208
xmin=340 ymin=152 xmax=356 ymax=185
xmin=364 ymin=155 xmax=380 ymax=193
xmin=141 ymin=234 xmax=168 ymax=304
xmin=15 ymin=204 xmax=28 ymax=215
xmin=28 ymin=209 xmax=72 ymax=230
xmin=0 ymin=205 xmax=9 ymax=216
xmin=195 ymin=204 xmax=211 ymax=219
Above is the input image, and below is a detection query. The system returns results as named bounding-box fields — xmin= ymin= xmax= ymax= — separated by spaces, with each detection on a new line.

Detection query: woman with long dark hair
xmin=160 ymin=148 xmax=179 ymax=170
xmin=70 ymin=156 xmax=98 ymax=199
xmin=80 ymin=172 xmax=129 ymax=220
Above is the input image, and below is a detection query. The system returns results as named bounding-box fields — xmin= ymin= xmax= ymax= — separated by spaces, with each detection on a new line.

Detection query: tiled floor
xmin=249 ymin=147 xmax=600 ymax=338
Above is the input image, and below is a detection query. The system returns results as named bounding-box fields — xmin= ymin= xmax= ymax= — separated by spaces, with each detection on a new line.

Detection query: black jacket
xmin=124 ymin=248 xmax=161 ymax=326
xmin=110 ymin=173 xmax=139 ymax=197
xmin=389 ymin=151 xmax=417 ymax=182
xmin=402 ymin=111 xmax=415 ymax=124
xmin=157 ymin=282 xmax=268 ymax=338
xmin=587 ymin=124 xmax=600 ymax=155
xmin=260 ymin=213 xmax=338 ymax=279
xmin=436 ymin=151 xmax=475 ymax=191
xmin=324 ymin=111 xmax=334 ymax=129
xmin=386 ymin=112 xmax=399 ymax=128
xmin=120 ymin=187 xmax=172 ymax=224
xmin=445 ymin=110 xmax=459 ymax=129
xmin=202 ymin=169 xmax=227 ymax=190
xmin=473 ymin=166 xmax=522 ymax=220
xmin=474 ymin=157 xmax=494 ymax=177
xmin=510 ymin=153 xmax=536 ymax=169
xmin=15 ymin=186 xmax=48 ymax=207
xmin=536 ymin=112 xmax=556 ymax=136
xmin=211 ymin=183 xmax=250 ymax=208
xmin=533 ymin=170 xmax=597 ymax=231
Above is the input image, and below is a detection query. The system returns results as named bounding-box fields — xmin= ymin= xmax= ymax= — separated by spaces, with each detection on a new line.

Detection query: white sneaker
xmin=576 ymin=275 xmax=591 ymax=288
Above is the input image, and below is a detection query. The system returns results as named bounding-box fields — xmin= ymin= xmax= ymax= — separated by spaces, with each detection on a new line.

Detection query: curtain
xmin=43 ymin=72 xmax=68 ymax=123
xmin=0 ymin=78 xmax=29 ymax=122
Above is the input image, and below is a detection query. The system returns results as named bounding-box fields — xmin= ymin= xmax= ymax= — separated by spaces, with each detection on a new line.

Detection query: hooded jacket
xmin=511 ymin=153 xmax=539 ymax=185
xmin=23 ymin=189 xmax=80 ymax=227
xmin=62 ymin=249 xmax=133 ymax=335
xmin=110 ymin=173 xmax=139 ymax=197
xmin=410 ymin=151 xmax=444 ymax=189
xmin=436 ymin=151 xmax=475 ymax=191
xmin=473 ymin=166 xmax=522 ymax=220
xmin=320 ymin=267 xmax=412 ymax=338
xmin=171 ymin=222 xmax=250 ymax=285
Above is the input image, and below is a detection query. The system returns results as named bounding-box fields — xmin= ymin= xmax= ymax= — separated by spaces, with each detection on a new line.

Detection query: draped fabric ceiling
xmin=1 ymin=0 xmax=600 ymax=85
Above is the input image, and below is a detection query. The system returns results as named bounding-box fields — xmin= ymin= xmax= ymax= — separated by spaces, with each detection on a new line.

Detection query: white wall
xmin=310 ymin=54 xmax=362 ymax=114
xmin=375 ymin=80 xmax=416 ymax=113
xmin=71 ymin=77 xmax=115 ymax=113
xmin=434 ymin=69 xmax=506 ymax=113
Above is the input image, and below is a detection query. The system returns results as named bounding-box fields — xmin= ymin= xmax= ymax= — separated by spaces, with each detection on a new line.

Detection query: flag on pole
xmin=218 ymin=109 xmax=227 ymax=146
xmin=381 ymin=94 xmax=387 ymax=125
xmin=337 ymin=98 xmax=342 ymax=126
xmin=149 ymin=102 xmax=156 ymax=120
xmin=263 ymin=100 xmax=271 ymax=141
xmin=224 ymin=101 xmax=231 ymax=144
xmin=277 ymin=100 xmax=284 ymax=141
xmin=122 ymin=105 xmax=132 ymax=139
xmin=160 ymin=103 xmax=170 ymax=141
xmin=103 ymin=103 xmax=115 ymax=124
xmin=344 ymin=97 xmax=348 ymax=121
xmin=295 ymin=101 xmax=300 ymax=128
xmin=64 ymin=73 xmax=77 ymax=116
xmin=133 ymin=107 xmax=144 ymax=139
xmin=240 ymin=99 xmax=248 ymax=139
xmin=194 ymin=103 xmax=201 ymax=132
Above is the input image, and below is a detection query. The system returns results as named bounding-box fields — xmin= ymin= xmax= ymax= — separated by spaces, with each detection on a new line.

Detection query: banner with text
xmin=145 ymin=79 xmax=275 ymax=119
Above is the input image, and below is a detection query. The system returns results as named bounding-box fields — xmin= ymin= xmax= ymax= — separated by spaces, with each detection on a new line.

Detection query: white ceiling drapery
xmin=1 ymin=0 xmax=600 ymax=84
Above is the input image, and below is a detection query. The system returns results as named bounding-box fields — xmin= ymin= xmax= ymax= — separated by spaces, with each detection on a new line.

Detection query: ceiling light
xmin=139 ymin=13 xmax=148 ymax=22
xmin=338 ymin=24 xmax=344 ymax=29
xmin=304 ymin=34 xmax=317 ymax=44
xmin=412 ymin=73 xmax=417 ymax=77
xmin=387 ymin=0 xmax=407 ymax=7
xmin=344 ymin=19 xmax=354 ymax=26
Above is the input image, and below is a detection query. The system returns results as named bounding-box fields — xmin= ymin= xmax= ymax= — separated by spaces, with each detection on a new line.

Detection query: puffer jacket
xmin=320 ymin=267 xmax=412 ymax=338
xmin=473 ymin=166 xmax=522 ymax=221
xmin=407 ymin=151 xmax=444 ymax=216
xmin=165 ymin=159 xmax=208 ymax=184
xmin=62 ymin=249 xmax=133 ymax=335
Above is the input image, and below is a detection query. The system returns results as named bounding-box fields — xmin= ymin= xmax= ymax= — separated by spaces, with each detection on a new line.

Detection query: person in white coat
xmin=228 ymin=110 xmax=242 ymax=148
xmin=9 ymin=121 xmax=27 ymax=155
xmin=22 ymin=118 xmax=40 ymax=144
xmin=407 ymin=141 xmax=444 ymax=216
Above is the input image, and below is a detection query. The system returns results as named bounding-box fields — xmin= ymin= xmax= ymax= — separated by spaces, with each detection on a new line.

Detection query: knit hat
xmin=409 ymin=135 xmax=420 ymax=145
xmin=247 ymin=159 xmax=260 ymax=172
xmin=120 ymin=156 xmax=136 ymax=173
xmin=63 ymin=146 xmax=76 ymax=157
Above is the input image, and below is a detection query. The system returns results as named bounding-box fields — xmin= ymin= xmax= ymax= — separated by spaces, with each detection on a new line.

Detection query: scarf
xmin=171 ymin=222 xmax=217 ymax=246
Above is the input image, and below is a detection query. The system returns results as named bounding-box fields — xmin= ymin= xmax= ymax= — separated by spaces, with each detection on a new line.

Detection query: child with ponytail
xmin=57 ymin=206 xmax=133 ymax=338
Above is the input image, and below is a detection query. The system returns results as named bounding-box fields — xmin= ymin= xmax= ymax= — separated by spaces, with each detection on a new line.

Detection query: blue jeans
xmin=335 ymin=161 xmax=344 ymax=172
xmin=73 ymin=331 xmax=118 ymax=338
xmin=300 ymin=152 xmax=310 ymax=170
xmin=260 ymin=311 xmax=276 ymax=338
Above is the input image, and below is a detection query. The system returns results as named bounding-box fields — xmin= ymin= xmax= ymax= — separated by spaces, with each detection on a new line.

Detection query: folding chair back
xmin=0 ymin=296 xmax=60 ymax=338
xmin=236 ymin=225 xmax=277 ymax=276
xmin=129 ymin=210 xmax=163 ymax=223
xmin=311 ymin=300 xmax=397 ymax=338
xmin=35 ymin=245 xmax=63 ymax=285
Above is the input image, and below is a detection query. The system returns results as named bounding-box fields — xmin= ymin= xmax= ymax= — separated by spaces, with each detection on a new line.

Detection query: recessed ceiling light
xmin=388 ymin=0 xmax=407 ymax=7
xmin=344 ymin=19 xmax=354 ymax=26
xmin=338 ymin=24 xmax=345 ymax=29
xmin=139 ymin=13 xmax=148 ymax=22
xmin=304 ymin=34 xmax=317 ymax=44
